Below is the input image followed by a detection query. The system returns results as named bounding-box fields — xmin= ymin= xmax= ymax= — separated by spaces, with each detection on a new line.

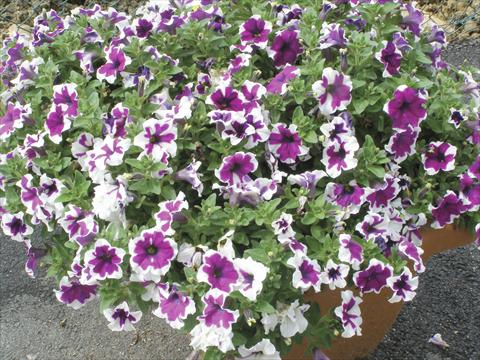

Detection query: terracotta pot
xmin=286 ymin=225 xmax=475 ymax=360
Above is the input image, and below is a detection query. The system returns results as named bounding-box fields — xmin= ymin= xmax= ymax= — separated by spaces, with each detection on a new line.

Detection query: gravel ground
xmin=0 ymin=38 xmax=479 ymax=360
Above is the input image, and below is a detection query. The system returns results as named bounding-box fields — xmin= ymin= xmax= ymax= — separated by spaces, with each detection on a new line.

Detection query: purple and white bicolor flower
xmin=154 ymin=192 xmax=189 ymax=236
xmin=365 ymin=175 xmax=401 ymax=210
xmin=375 ymin=41 xmax=402 ymax=77
xmin=312 ymin=68 xmax=352 ymax=115
xmin=334 ymin=290 xmax=363 ymax=338
xmin=322 ymin=136 xmax=359 ymax=178
xmin=387 ymin=267 xmax=418 ymax=303
xmin=152 ymin=283 xmax=196 ymax=329
xmin=268 ymin=29 xmax=302 ymax=67
xmin=384 ymin=85 xmax=427 ymax=130
xmin=189 ymin=321 xmax=235 ymax=354
xmin=92 ymin=176 xmax=133 ymax=223
xmin=104 ymin=103 xmax=132 ymax=138
xmin=84 ymin=239 xmax=126 ymax=281
xmin=422 ymin=142 xmax=457 ymax=175
xmin=129 ymin=229 xmax=178 ymax=282
xmin=448 ymin=108 xmax=466 ymax=128
xmin=401 ymin=2 xmax=424 ymax=38
xmin=234 ymin=257 xmax=269 ymax=301
xmin=325 ymin=181 xmax=365 ymax=216
xmin=429 ymin=191 xmax=468 ymax=229
xmin=54 ymin=276 xmax=97 ymax=309
xmin=103 ymin=302 xmax=142 ymax=331
xmin=268 ymin=123 xmax=309 ymax=164
xmin=58 ymin=205 xmax=98 ymax=247
xmin=11 ymin=57 xmax=44 ymax=90
xmin=228 ymin=53 xmax=251 ymax=74
xmin=238 ymin=339 xmax=280 ymax=360
xmin=239 ymin=15 xmax=272 ymax=49
xmin=1 ymin=211 xmax=33 ymax=241
xmin=206 ymin=86 xmax=244 ymax=112
xmin=72 ymin=132 xmax=95 ymax=162
xmin=320 ymin=116 xmax=353 ymax=144
xmin=319 ymin=22 xmax=347 ymax=49
xmin=288 ymin=170 xmax=327 ymax=198
xmin=353 ymin=259 xmax=393 ymax=294
xmin=320 ymin=259 xmax=349 ymax=290
xmin=266 ymin=65 xmax=300 ymax=95
xmin=385 ymin=125 xmax=420 ymax=163
xmin=52 ymin=83 xmax=79 ymax=118
xmin=97 ymin=46 xmax=131 ymax=84
xmin=287 ymin=253 xmax=322 ymax=292
xmin=134 ymin=118 xmax=177 ymax=162
xmin=459 ymin=173 xmax=480 ymax=210
xmin=338 ymin=234 xmax=364 ymax=270
xmin=197 ymin=250 xmax=239 ymax=294
xmin=45 ymin=105 xmax=71 ymax=144
xmin=272 ymin=212 xmax=295 ymax=243
xmin=215 ymin=152 xmax=258 ymax=185
xmin=398 ymin=239 xmax=425 ymax=273
xmin=174 ymin=160 xmax=204 ymax=195
xmin=199 ymin=292 xmax=239 ymax=329
xmin=0 ymin=102 xmax=31 ymax=141
xmin=355 ymin=212 xmax=387 ymax=240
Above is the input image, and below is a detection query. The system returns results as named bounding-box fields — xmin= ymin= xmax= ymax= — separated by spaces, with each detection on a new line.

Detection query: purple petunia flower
xmin=207 ymin=86 xmax=244 ymax=111
xmin=353 ymin=259 xmax=393 ymax=294
xmin=24 ymin=240 xmax=47 ymax=279
xmin=133 ymin=118 xmax=177 ymax=162
xmin=320 ymin=259 xmax=349 ymax=290
xmin=429 ymin=191 xmax=468 ymax=229
xmin=334 ymin=290 xmax=363 ymax=338
xmin=322 ymin=136 xmax=359 ymax=178
xmin=0 ymin=102 xmax=31 ymax=141
xmin=199 ymin=292 xmax=239 ymax=329
xmin=385 ymin=125 xmax=420 ymax=163
xmin=129 ymin=229 xmax=178 ymax=282
xmin=52 ymin=83 xmax=78 ymax=118
xmin=103 ymin=301 xmax=142 ymax=331
xmin=268 ymin=123 xmax=309 ymax=164
xmin=154 ymin=192 xmax=189 ymax=235
xmin=104 ymin=103 xmax=132 ymax=138
xmin=84 ymin=239 xmax=126 ymax=281
xmin=268 ymin=29 xmax=302 ymax=67
xmin=448 ymin=108 xmax=466 ymax=129
xmin=398 ymin=239 xmax=425 ymax=273
xmin=1 ymin=211 xmax=33 ymax=242
xmin=233 ymin=257 xmax=269 ymax=301
xmin=54 ymin=276 xmax=97 ymax=309
xmin=384 ymin=85 xmax=427 ymax=130
xmin=272 ymin=212 xmax=296 ymax=243
xmin=319 ymin=23 xmax=347 ymax=49
xmin=45 ymin=105 xmax=71 ymax=144
xmin=287 ymin=170 xmax=327 ymax=198
xmin=175 ymin=160 xmax=204 ymax=195
xmin=459 ymin=173 xmax=480 ymax=210
xmin=215 ymin=152 xmax=258 ymax=185
xmin=387 ymin=267 xmax=418 ymax=303
xmin=266 ymin=65 xmax=300 ymax=95
xmin=134 ymin=18 xmax=154 ymax=38
xmin=197 ymin=250 xmax=239 ymax=294
xmin=401 ymin=3 xmax=424 ymax=38
xmin=97 ymin=46 xmax=131 ymax=84
xmin=355 ymin=212 xmax=387 ymax=240
xmin=320 ymin=116 xmax=353 ymax=144
xmin=239 ymin=15 xmax=272 ymax=49
xmin=338 ymin=234 xmax=364 ymax=270
xmin=365 ymin=175 xmax=401 ymax=210
xmin=17 ymin=175 xmax=43 ymax=216
xmin=312 ymin=67 xmax=352 ymax=115
xmin=392 ymin=31 xmax=412 ymax=52
xmin=58 ymin=205 xmax=98 ymax=247
xmin=422 ymin=141 xmax=457 ymax=175
xmin=152 ymin=283 xmax=196 ymax=329
xmin=325 ymin=181 xmax=365 ymax=216
xmin=287 ymin=253 xmax=322 ymax=292
xmin=375 ymin=41 xmax=402 ymax=77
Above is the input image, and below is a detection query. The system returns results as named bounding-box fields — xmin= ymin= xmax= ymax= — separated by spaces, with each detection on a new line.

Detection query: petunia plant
xmin=1 ymin=0 xmax=479 ymax=359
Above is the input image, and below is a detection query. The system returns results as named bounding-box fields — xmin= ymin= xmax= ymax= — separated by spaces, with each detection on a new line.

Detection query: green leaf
xmin=256 ymin=300 xmax=276 ymax=314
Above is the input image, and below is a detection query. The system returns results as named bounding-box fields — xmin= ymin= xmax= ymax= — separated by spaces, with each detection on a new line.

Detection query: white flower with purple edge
xmin=152 ymin=283 xmax=196 ymax=329
xmin=312 ymin=67 xmax=352 ymax=115
xmin=387 ymin=267 xmax=418 ymax=303
xmin=103 ymin=301 xmax=142 ymax=331
xmin=1 ymin=211 xmax=33 ymax=241
xmin=320 ymin=259 xmax=349 ymax=290
xmin=268 ymin=123 xmax=309 ymax=164
xmin=422 ymin=141 xmax=457 ymax=175
xmin=197 ymin=250 xmax=239 ymax=294
xmin=322 ymin=136 xmax=359 ymax=178
xmin=84 ymin=238 xmax=126 ymax=281
xmin=129 ymin=229 xmax=178 ymax=282
xmin=334 ymin=290 xmax=363 ymax=338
